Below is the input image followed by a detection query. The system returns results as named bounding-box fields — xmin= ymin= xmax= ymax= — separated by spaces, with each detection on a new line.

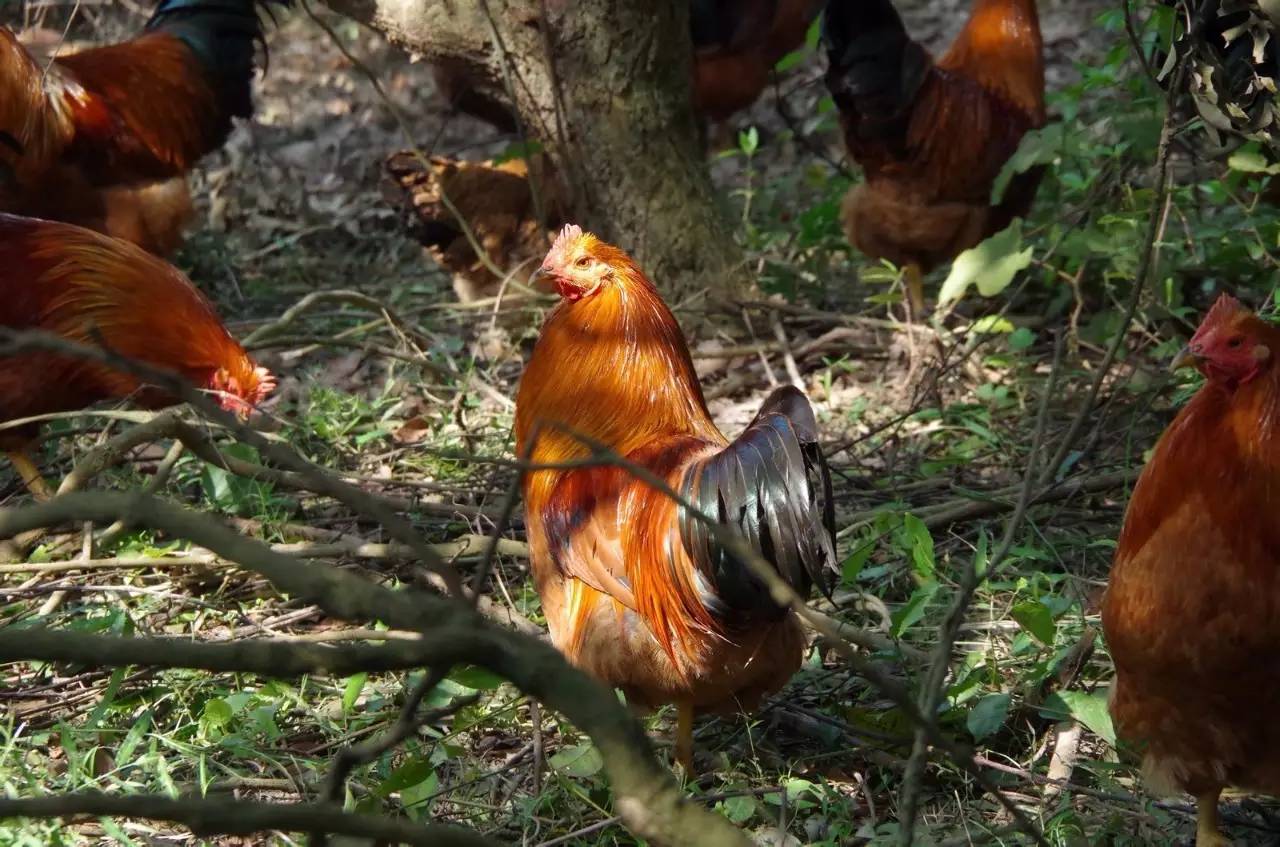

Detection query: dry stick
xmin=896 ymin=331 xmax=1065 ymax=847
xmin=0 ymin=329 xmax=466 ymax=597
xmin=1038 ymin=48 xmax=1188 ymax=487
xmin=96 ymin=437 xmax=185 ymax=549
xmin=0 ymin=492 xmax=752 ymax=847
xmin=241 ymin=289 xmax=430 ymax=348
xmin=532 ymin=423 xmax=1052 ymax=847
xmin=0 ymin=793 xmax=496 ymax=847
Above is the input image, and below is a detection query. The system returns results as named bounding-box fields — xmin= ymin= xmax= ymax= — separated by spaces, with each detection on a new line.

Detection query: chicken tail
xmin=679 ymin=385 xmax=836 ymax=625
xmin=144 ymin=0 xmax=288 ymax=128
xmin=821 ymin=0 xmax=930 ymax=144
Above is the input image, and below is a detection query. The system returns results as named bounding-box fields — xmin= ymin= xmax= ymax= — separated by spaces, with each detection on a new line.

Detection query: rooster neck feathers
xmin=515 ymin=254 xmax=722 ymax=468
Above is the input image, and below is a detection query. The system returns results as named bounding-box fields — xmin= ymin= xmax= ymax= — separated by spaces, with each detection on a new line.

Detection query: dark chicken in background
xmin=823 ymin=0 xmax=1046 ymax=313
xmin=1103 ymin=294 xmax=1280 ymax=847
xmin=0 ymin=214 xmax=274 ymax=499
xmin=0 ymin=0 xmax=286 ymax=254
xmin=514 ymin=225 xmax=836 ymax=771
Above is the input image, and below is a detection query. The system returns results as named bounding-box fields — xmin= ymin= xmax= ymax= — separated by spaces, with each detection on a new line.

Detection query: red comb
xmin=1193 ymin=293 xmax=1249 ymax=340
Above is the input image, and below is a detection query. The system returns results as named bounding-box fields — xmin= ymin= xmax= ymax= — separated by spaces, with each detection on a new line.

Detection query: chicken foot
xmin=6 ymin=451 xmax=53 ymax=501
xmin=1196 ymin=789 xmax=1231 ymax=847
xmin=675 ymin=701 xmax=695 ymax=776
xmin=904 ymin=263 xmax=926 ymax=320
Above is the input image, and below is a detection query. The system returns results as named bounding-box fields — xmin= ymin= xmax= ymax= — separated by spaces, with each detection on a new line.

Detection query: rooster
xmin=514 ymin=225 xmax=836 ymax=770
xmin=384 ymin=151 xmax=566 ymax=303
xmin=0 ymin=214 xmax=274 ymax=499
xmin=0 ymin=0 xmax=286 ymax=254
xmin=822 ymin=0 xmax=1045 ymax=313
xmin=1102 ymin=294 xmax=1280 ymax=847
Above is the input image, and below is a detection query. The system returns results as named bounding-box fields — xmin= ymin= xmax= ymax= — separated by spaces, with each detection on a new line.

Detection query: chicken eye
xmin=575 ymin=257 xmax=590 ymax=269
xmin=1228 ymin=336 xmax=1244 ymax=349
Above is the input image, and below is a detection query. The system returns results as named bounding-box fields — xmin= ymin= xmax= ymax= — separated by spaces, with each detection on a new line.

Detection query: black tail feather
xmin=680 ymin=386 xmax=837 ymax=624
xmin=145 ymin=0 xmax=289 ymax=122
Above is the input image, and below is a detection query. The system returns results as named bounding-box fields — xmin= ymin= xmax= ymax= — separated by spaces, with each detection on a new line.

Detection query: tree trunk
xmin=325 ymin=0 xmax=745 ymax=295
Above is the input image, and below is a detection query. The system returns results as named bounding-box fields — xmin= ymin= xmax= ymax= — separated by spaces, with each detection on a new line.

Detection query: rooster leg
xmin=675 ymin=701 xmax=695 ymax=776
xmin=6 ymin=451 xmax=52 ymax=501
xmin=904 ymin=263 xmax=926 ymax=320
xmin=1195 ymin=789 xmax=1230 ymax=847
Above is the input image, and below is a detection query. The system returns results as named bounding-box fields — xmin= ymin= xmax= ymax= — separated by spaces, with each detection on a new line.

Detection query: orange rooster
xmin=822 ymin=0 xmax=1045 ymax=313
xmin=1102 ymin=294 xmax=1280 ymax=847
xmin=514 ymin=225 xmax=836 ymax=770
xmin=0 ymin=0 xmax=285 ymax=254
xmin=0 ymin=213 xmax=274 ymax=498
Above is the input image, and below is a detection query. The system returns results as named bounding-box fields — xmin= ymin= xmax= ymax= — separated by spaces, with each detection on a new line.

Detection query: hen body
xmin=1102 ymin=294 xmax=1280 ymax=845
xmin=823 ymin=0 xmax=1045 ymax=289
xmin=0 ymin=213 xmax=272 ymax=493
xmin=0 ymin=0 xmax=283 ymax=253
xmin=514 ymin=226 xmax=835 ymax=766
xmin=384 ymin=152 xmax=566 ymax=303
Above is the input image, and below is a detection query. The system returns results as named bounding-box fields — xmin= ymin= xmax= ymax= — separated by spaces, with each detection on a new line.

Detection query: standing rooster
xmin=822 ymin=0 xmax=1045 ymax=313
xmin=1102 ymin=294 xmax=1280 ymax=846
xmin=0 ymin=214 xmax=274 ymax=498
xmin=0 ymin=0 xmax=286 ymax=254
xmin=514 ymin=225 xmax=836 ymax=770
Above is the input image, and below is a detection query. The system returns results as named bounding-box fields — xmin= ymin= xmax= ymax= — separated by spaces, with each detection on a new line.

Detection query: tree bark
xmin=326 ymin=0 xmax=745 ymax=295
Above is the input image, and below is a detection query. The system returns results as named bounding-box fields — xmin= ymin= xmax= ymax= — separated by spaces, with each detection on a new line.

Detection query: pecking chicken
xmin=0 ymin=213 xmax=274 ymax=499
xmin=1102 ymin=294 xmax=1280 ymax=847
xmin=822 ymin=0 xmax=1045 ymax=313
xmin=0 ymin=0 xmax=286 ymax=254
xmin=514 ymin=225 xmax=836 ymax=770
xmin=384 ymin=151 xmax=567 ymax=303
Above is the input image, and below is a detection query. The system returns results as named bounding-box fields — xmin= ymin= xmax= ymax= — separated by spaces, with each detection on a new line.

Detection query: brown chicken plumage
xmin=822 ymin=0 xmax=1045 ymax=310
xmin=384 ymin=152 xmax=567 ymax=303
xmin=0 ymin=213 xmax=274 ymax=497
xmin=691 ymin=0 xmax=822 ymax=121
xmin=1102 ymin=294 xmax=1280 ymax=847
xmin=513 ymin=225 xmax=835 ymax=769
xmin=0 ymin=0 xmax=284 ymax=254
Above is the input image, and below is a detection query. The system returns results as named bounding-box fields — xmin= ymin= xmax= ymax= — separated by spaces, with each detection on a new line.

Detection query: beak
xmin=1170 ymin=345 xmax=1202 ymax=372
xmin=530 ymin=266 xmax=550 ymax=288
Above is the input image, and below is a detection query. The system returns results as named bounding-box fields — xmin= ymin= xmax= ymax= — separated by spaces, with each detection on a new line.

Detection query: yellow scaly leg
xmin=905 ymin=263 xmax=925 ymax=320
xmin=6 ymin=451 xmax=52 ymax=501
xmin=1196 ymin=789 xmax=1231 ymax=847
xmin=675 ymin=702 xmax=695 ymax=777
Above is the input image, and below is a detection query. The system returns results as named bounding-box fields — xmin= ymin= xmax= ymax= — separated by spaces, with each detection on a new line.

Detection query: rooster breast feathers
xmin=680 ymin=385 xmax=836 ymax=623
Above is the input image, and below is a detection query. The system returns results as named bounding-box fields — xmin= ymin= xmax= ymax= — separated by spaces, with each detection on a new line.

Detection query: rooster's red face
xmin=533 ymin=223 xmax=615 ymax=302
xmin=1175 ymin=294 xmax=1274 ymax=389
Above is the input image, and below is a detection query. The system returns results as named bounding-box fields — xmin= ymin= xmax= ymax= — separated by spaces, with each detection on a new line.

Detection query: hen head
xmin=208 ymin=362 xmax=276 ymax=418
xmin=1174 ymin=293 xmax=1275 ymax=389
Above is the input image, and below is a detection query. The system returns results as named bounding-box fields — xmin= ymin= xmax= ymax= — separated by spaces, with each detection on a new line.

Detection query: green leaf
xmin=399 ymin=768 xmax=440 ymax=818
xmin=891 ymin=580 xmax=939 ymax=638
xmin=938 ymin=220 xmax=1034 ymax=305
xmin=377 ymin=756 xmax=436 ymax=798
xmin=841 ymin=540 xmax=874 ymax=585
xmin=901 ymin=514 xmax=935 ymax=579
xmin=342 ymin=673 xmax=368 ymax=713
xmin=1010 ymin=600 xmax=1057 ymax=646
xmin=967 ymin=693 xmax=1012 ymax=741
xmin=202 ymin=699 xmax=233 ymax=729
xmin=1041 ymin=690 xmax=1116 ymax=746
xmin=719 ymin=795 xmax=756 ymax=824
xmin=991 ymin=123 xmax=1067 ymax=203
xmin=549 ymin=743 xmax=604 ymax=778
xmin=738 ymin=126 xmax=759 ymax=156
xmin=448 ymin=666 xmax=506 ymax=691
xmin=1228 ymin=148 xmax=1280 ymax=174
xmin=1008 ymin=327 xmax=1036 ymax=351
